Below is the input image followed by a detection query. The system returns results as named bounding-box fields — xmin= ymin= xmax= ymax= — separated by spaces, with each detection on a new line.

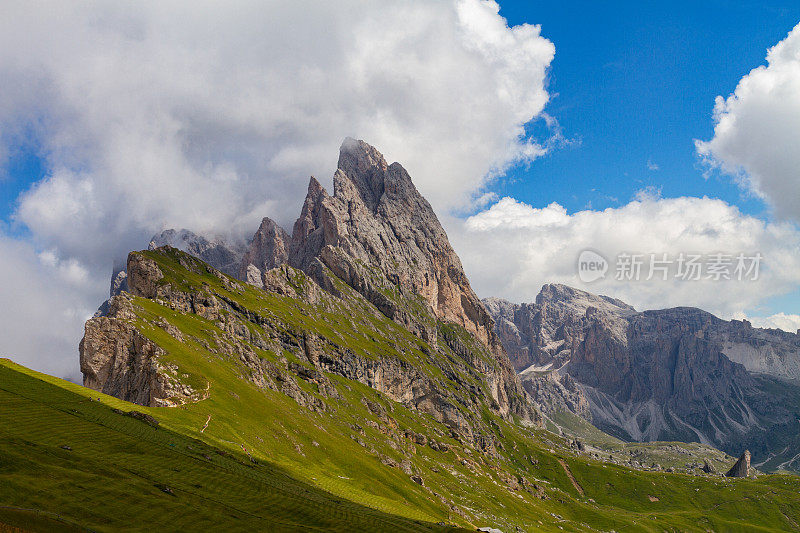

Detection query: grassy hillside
xmin=0 ymin=360 xmax=461 ymax=533
xmin=3 ymin=247 xmax=800 ymax=531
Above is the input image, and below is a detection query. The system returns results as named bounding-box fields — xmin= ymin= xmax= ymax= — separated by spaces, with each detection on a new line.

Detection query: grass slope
xmin=2 ymin=247 xmax=800 ymax=531
xmin=0 ymin=360 xmax=461 ymax=533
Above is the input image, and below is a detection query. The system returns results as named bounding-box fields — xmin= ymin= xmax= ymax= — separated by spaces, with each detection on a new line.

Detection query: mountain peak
xmin=238 ymin=217 xmax=290 ymax=285
xmin=291 ymin=139 xmax=493 ymax=344
xmin=284 ymin=139 xmax=536 ymax=421
xmin=335 ymin=137 xmax=405 ymax=211
xmin=536 ymin=283 xmax=636 ymax=315
xmin=338 ymin=137 xmax=389 ymax=175
xmin=307 ymin=175 xmax=325 ymax=196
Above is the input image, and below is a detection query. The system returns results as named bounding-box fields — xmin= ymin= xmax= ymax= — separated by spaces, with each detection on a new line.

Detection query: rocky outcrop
xmin=81 ymin=139 xmax=543 ymax=437
xmin=80 ymin=293 xmax=205 ymax=407
xmin=725 ymin=450 xmax=751 ymax=478
xmin=289 ymin=138 xmax=498 ymax=350
xmin=238 ymin=217 xmax=290 ymax=286
xmin=149 ymin=229 xmax=246 ymax=278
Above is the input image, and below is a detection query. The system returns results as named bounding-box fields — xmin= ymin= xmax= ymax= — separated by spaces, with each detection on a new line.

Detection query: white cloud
xmin=473 ymin=191 xmax=500 ymax=209
xmin=697 ymin=22 xmax=800 ymax=221
xmin=0 ymin=1 xmax=555 ymax=376
xmin=0 ymin=235 xmax=103 ymax=381
xmin=465 ymin=197 xmax=569 ymax=230
xmin=738 ymin=312 xmax=800 ymax=333
xmin=453 ymin=195 xmax=800 ymax=318
xmin=1 ymin=0 xmax=554 ymax=271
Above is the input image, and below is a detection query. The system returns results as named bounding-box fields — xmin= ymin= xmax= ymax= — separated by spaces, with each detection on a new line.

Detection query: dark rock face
xmin=485 ymin=286 xmax=800 ymax=462
xmin=570 ymin=307 xmax=768 ymax=445
xmin=707 ymin=319 xmax=800 ymax=381
xmin=484 ymin=285 xmax=632 ymax=419
xmin=725 ymin=450 xmax=751 ymax=478
xmin=484 ymin=285 xmax=634 ymax=373
xmin=519 ymin=370 xmax=591 ymax=419
xmin=238 ymin=217 xmax=290 ymax=286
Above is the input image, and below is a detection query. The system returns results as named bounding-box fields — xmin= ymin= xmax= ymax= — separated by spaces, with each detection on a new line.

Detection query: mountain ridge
xmin=485 ymin=284 xmax=800 ymax=471
xmin=81 ymin=138 xmax=542 ymax=443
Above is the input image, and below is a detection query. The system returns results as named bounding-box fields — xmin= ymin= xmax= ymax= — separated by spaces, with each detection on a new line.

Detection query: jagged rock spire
xmin=725 ymin=450 xmax=751 ymax=478
xmin=238 ymin=217 xmax=290 ymax=286
xmin=288 ymin=137 xmax=501 ymax=352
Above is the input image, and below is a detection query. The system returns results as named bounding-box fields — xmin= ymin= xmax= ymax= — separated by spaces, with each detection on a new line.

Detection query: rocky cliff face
xmin=709 ymin=319 xmax=800 ymax=381
xmin=80 ymin=292 xmax=207 ymax=407
xmin=281 ymin=139 xmax=530 ymax=420
xmin=81 ymin=138 xmax=542 ymax=442
xmin=485 ymin=286 xmax=800 ymax=465
xmin=289 ymin=139 xmax=498 ymax=347
xmin=484 ymin=285 xmax=634 ymax=373
xmin=238 ymin=217 xmax=290 ymax=286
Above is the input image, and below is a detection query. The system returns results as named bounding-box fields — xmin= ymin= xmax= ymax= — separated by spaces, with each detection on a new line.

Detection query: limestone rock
xmin=485 ymin=285 xmax=800 ymax=462
xmin=518 ymin=369 xmax=591 ymax=419
xmin=80 ymin=293 xmax=203 ymax=407
xmin=289 ymin=138 xmax=498 ymax=349
xmin=287 ymin=138 xmax=537 ymax=423
xmin=484 ymin=285 xmax=634 ymax=372
xmin=725 ymin=450 xmax=751 ymax=478
xmin=81 ymin=139 xmax=543 ymax=435
xmin=238 ymin=217 xmax=290 ymax=285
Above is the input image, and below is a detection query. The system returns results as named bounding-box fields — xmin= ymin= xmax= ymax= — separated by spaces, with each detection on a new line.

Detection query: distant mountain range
xmin=485 ymin=285 xmax=800 ymax=471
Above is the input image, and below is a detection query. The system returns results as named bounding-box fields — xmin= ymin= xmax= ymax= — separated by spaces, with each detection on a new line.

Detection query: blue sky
xmin=495 ymin=0 xmax=800 ymax=216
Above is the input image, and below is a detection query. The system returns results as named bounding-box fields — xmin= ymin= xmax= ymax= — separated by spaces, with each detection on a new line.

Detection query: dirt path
xmin=200 ymin=415 xmax=211 ymax=433
xmin=558 ymin=459 xmax=585 ymax=496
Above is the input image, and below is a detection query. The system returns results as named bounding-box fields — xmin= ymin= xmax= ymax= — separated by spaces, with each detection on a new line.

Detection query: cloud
xmin=0 ymin=1 xmax=555 ymax=376
xmin=452 ymin=194 xmax=800 ymax=319
xmin=741 ymin=312 xmax=800 ymax=333
xmin=1 ymin=0 xmax=554 ymax=270
xmin=696 ymin=22 xmax=800 ymax=221
xmin=0 ymin=234 xmax=102 ymax=381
